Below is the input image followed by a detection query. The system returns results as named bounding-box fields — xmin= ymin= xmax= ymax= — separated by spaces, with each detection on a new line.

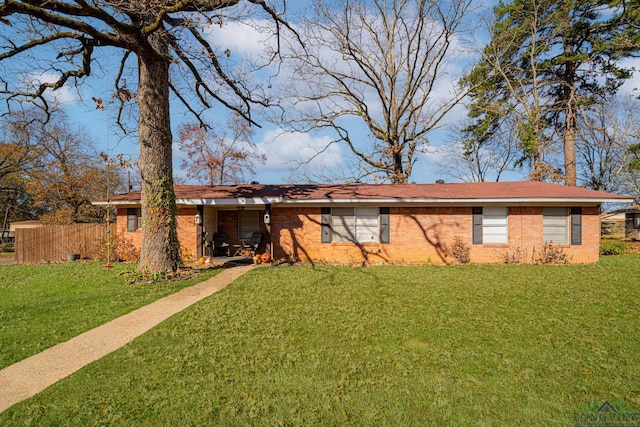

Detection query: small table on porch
xmin=232 ymin=240 xmax=250 ymax=256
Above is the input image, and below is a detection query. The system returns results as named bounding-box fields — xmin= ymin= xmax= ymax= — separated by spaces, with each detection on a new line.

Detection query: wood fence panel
xmin=15 ymin=224 xmax=116 ymax=264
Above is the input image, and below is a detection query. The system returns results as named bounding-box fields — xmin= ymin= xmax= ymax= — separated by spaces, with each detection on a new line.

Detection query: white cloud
xmin=619 ymin=57 xmax=640 ymax=97
xmin=27 ymin=71 xmax=81 ymax=105
xmin=255 ymin=128 xmax=343 ymax=182
xmin=203 ymin=19 xmax=278 ymax=60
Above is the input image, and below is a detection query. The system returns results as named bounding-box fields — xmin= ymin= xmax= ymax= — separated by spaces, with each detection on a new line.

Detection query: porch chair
xmin=247 ymin=232 xmax=262 ymax=255
xmin=211 ymin=232 xmax=230 ymax=257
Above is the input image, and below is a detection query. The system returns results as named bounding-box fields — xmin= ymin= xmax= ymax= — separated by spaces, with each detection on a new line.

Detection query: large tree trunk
xmin=137 ymin=40 xmax=181 ymax=273
xmin=564 ymin=114 xmax=577 ymax=186
xmin=562 ymin=41 xmax=577 ymax=187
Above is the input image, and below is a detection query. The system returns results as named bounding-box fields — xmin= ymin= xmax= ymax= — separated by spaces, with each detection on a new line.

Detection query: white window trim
xmin=331 ymin=207 xmax=380 ymax=243
xmin=543 ymin=207 xmax=569 ymax=245
xmin=482 ymin=206 xmax=508 ymax=244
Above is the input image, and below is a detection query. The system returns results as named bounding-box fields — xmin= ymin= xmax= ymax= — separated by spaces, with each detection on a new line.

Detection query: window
xmin=483 ymin=207 xmax=508 ymax=243
xmin=625 ymin=214 xmax=640 ymax=231
xmin=333 ymin=207 xmax=379 ymax=243
xmin=238 ymin=210 xmax=259 ymax=240
xmin=322 ymin=207 xmax=388 ymax=243
xmin=472 ymin=207 xmax=508 ymax=244
xmin=127 ymin=208 xmax=141 ymax=232
xmin=543 ymin=207 xmax=568 ymax=244
xmin=543 ymin=207 xmax=582 ymax=245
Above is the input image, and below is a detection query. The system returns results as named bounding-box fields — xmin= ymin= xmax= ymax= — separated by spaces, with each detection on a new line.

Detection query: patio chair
xmin=211 ymin=232 xmax=230 ymax=257
xmin=247 ymin=232 xmax=262 ymax=255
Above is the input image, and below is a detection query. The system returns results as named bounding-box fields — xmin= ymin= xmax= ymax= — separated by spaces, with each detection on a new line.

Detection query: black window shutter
xmin=472 ymin=207 xmax=483 ymax=244
xmin=321 ymin=207 xmax=331 ymax=243
xmin=380 ymin=207 xmax=390 ymax=243
xmin=571 ymin=207 xmax=582 ymax=245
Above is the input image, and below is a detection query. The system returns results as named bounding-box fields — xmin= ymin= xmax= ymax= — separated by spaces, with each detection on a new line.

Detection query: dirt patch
xmin=0 ymin=257 xmax=15 ymax=266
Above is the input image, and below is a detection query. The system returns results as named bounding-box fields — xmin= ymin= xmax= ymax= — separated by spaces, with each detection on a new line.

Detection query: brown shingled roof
xmin=104 ymin=181 xmax=632 ymax=204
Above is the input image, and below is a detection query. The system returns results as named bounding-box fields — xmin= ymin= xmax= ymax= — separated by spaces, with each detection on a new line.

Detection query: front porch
xmin=194 ymin=204 xmax=271 ymax=260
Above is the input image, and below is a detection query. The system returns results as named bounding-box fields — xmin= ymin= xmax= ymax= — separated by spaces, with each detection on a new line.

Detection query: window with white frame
xmin=472 ymin=207 xmax=508 ymax=244
xmin=483 ymin=206 xmax=508 ymax=243
xmin=331 ymin=207 xmax=379 ymax=243
xmin=543 ymin=207 xmax=568 ymax=244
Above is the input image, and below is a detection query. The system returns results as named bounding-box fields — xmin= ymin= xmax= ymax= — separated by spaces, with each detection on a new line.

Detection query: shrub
xmin=94 ymin=235 xmax=140 ymax=262
xmin=447 ymin=236 xmax=471 ymax=264
xmin=600 ymin=240 xmax=627 ymax=256
xmin=532 ymin=244 xmax=571 ymax=265
xmin=113 ymin=236 xmax=140 ymax=262
xmin=501 ymin=247 xmax=526 ymax=264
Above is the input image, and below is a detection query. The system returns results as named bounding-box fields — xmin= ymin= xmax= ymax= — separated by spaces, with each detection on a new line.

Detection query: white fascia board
xmin=280 ymin=197 xmax=633 ymax=205
xmin=92 ymin=200 xmax=134 ymax=206
xmin=94 ymin=197 xmax=282 ymax=206
xmin=176 ymin=197 xmax=283 ymax=206
xmin=95 ymin=195 xmax=633 ymax=207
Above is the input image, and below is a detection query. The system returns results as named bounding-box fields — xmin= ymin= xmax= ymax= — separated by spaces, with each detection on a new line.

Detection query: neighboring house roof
xmin=600 ymin=211 xmax=627 ymax=222
xmin=605 ymin=205 xmax=640 ymax=215
xmin=97 ymin=181 xmax=634 ymax=206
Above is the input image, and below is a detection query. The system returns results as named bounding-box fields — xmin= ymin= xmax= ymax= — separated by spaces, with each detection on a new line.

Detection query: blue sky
xmin=23 ymin=0 xmax=640 ymax=187
xmin=22 ymin=0 xmax=485 ymax=187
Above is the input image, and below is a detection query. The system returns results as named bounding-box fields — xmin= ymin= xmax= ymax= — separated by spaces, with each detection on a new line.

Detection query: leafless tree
xmin=576 ymin=99 xmax=626 ymax=193
xmin=177 ymin=114 xmax=265 ymax=185
xmin=0 ymin=1 xmax=295 ymax=273
xmin=275 ymin=0 xmax=474 ymax=183
xmin=440 ymin=119 xmax=519 ymax=182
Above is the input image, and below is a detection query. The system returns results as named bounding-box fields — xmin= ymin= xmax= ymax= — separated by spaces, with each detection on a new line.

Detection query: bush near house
xmin=599 ymin=239 xmax=627 ymax=255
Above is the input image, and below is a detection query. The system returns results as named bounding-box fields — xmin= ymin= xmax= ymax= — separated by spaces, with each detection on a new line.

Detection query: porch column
xmin=264 ymin=204 xmax=272 ymax=256
xmin=196 ymin=205 xmax=203 ymax=259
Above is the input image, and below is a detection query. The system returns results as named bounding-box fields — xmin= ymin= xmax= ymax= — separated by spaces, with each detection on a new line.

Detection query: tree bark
xmin=564 ymin=111 xmax=577 ymax=186
xmin=137 ymin=38 xmax=180 ymax=273
xmin=563 ymin=40 xmax=577 ymax=187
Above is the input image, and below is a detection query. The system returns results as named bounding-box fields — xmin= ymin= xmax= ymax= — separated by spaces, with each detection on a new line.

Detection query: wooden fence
xmin=15 ymin=223 xmax=116 ymax=264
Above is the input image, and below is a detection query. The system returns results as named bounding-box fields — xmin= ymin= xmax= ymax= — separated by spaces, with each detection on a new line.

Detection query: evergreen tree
xmin=463 ymin=0 xmax=640 ymax=185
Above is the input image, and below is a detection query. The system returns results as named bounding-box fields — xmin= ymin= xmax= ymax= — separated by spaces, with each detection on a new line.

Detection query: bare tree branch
xmin=277 ymin=0 xmax=474 ymax=183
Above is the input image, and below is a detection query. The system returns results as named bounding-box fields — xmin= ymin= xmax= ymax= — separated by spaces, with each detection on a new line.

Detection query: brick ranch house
xmin=98 ymin=181 xmax=633 ymax=264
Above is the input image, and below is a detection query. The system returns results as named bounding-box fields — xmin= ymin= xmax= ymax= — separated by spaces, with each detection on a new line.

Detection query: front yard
xmin=0 ymin=262 xmax=221 ymax=369
xmin=1 ymin=255 xmax=639 ymax=425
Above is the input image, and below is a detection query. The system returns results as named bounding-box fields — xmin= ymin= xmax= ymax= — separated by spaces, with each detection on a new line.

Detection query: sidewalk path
xmin=0 ymin=264 xmax=254 ymax=413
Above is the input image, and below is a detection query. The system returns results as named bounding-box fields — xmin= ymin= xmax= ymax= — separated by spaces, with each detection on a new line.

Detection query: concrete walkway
xmin=0 ymin=264 xmax=254 ymax=413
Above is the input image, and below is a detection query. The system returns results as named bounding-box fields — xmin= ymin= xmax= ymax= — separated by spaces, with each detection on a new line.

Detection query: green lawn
xmin=0 ymin=262 xmax=221 ymax=369
xmin=2 ymin=256 xmax=640 ymax=425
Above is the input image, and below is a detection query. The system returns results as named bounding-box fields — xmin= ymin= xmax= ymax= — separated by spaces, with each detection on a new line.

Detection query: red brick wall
xmin=115 ymin=207 xmax=142 ymax=252
xmin=177 ymin=207 xmax=197 ymax=262
xmin=116 ymin=206 xmax=198 ymax=262
xmin=271 ymin=205 xmax=601 ymax=264
xmin=118 ymin=204 xmax=601 ymax=265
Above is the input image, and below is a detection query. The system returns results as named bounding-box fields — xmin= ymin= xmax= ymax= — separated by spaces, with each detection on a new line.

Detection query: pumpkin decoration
xmin=261 ymin=252 xmax=272 ymax=264
xmin=253 ymin=254 xmax=262 ymax=265
xmin=198 ymin=257 xmax=206 ymax=264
